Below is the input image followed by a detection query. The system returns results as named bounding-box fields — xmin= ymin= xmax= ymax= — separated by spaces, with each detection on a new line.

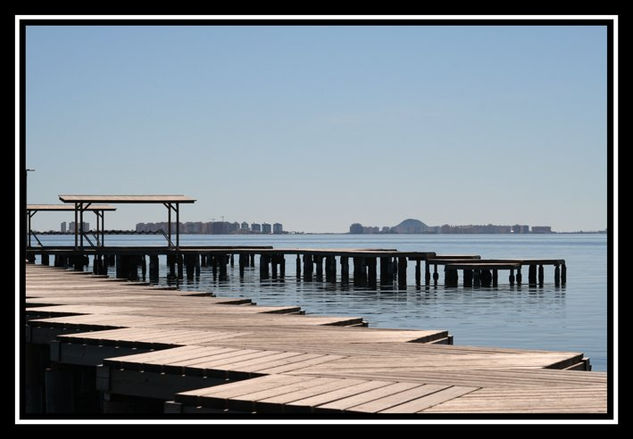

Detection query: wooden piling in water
xmin=41 ymin=254 xmax=49 ymax=266
xmin=433 ymin=264 xmax=439 ymax=287
xmin=140 ymin=255 xmax=146 ymax=282
xmin=303 ymin=254 xmax=313 ymax=281
xmin=314 ymin=255 xmax=323 ymax=280
xmin=445 ymin=267 xmax=458 ymax=287
xmin=250 ymin=253 xmax=255 ymax=267
xmin=415 ymin=260 xmax=421 ymax=286
xmin=260 ymin=254 xmax=269 ymax=280
xmin=296 ymin=254 xmax=301 ymax=279
xmin=326 ymin=256 xmax=336 ymax=282
xmin=554 ymin=264 xmax=561 ymax=287
xmin=185 ymin=254 xmax=195 ymax=280
xmin=230 ymin=254 xmax=234 ymax=267
xmin=380 ymin=257 xmax=391 ymax=283
xmin=367 ymin=257 xmax=377 ymax=286
xmin=509 ymin=268 xmax=515 ymax=286
xmin=528 ymin=265 xmax=537 ymax=286
xmin=279 ymin=254 xmax=285 ymax=279
xmin=398 ymin=257 xmax=407 ymax=287
xmin=480 ymin=269 xmax=491 ymax=287
xmin=239 ymin=253 xmax=246 ymax=278
xmin=473 ymin=269 xmax=481 ymax=287
xmin=464 ymin=269 xmax=473 ymax=287
xmin=516 ymin=267 xmax=522 ymax=285
xmin=425 ymin=261 xmax=431 ymax=285
xmin=341 ymin=256 xmax=349 ymax=283
xmin=538 ymin=264 xmax=544 ymax=287
xmin=149 ymin=254 xmax=159 ymax=283
xmin=493 ymin=268 xmax=498 ymax=287
xmin=219 ymin=254 xmax=228 ymax=281
xmin=167 ymin=253 xmax=176 ymax=279
xmin=177 ymin=254 xmax=184 ymax=280
xmin=271 ymin=255 xmax=278 ymax=279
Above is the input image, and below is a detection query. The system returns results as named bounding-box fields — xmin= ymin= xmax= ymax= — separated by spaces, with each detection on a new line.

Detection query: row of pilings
xmin=30 ymin=252 xmax=566 ymax=288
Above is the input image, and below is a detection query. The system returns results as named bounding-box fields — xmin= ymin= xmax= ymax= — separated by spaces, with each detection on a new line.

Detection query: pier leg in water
xmin=554 ymin=264 xmax=561 ymax=287
xmin=296 ymin=254 xmax=301 ymax=280
xmin=538 ymin=264 xmax=544 ymax=287
xmin=271 ymin=255 xmax=278 ymax=279
xmin=425 ymin=261 xmax=431 ymax=285
xmin=509 ymin=268 xmax=515 ymax=286
xmin=279 ymin=254 xmax=285 ymax=279
xmin=397 ymin=257 xmax=407 ymax=288
xmin=516 ymin=266 xmax=522 ymax=285
xmin=415 ymin=260 xmax=421 ymax=286
xmin=561 ymin=263 xmax=567 ymax=285
xmin=473 ymin=269 xmax=481 ymax=287
xmin=219 ymin=254 xmax=228 ymax=281
xmin=303 ymin=254 xmax=312 ymax=281
xmin=492 ymin=269 xmax=498 ymax=287
xmin=380 ymin=257 xmax=391 ymax=284
xmin=260 ymin=254 xmax=269 ymax=280
xmin=149 ymin=255 xmax=159 ymax=283
xmin=315 ymin=256 xmax=323 ymax=281
xmin=433 ymin=264 xmax=439 ymax=287
xmin=230 ymin=254 xmax=234 ymax=268
xmin=463 ymin=269 xmax=473 ymax=287
xmin=239 ymin=253 xmax=246 ymax=278
xmin=528 ymin=264 xmax=537 ymax=286
xmin=177 ymin=254 xmax=184 ymax=280
xmin=41 ymin=253 xmax=49 ymax=266
xmin=141 ymin=255 xmax=146 ymax=282
xmin=195 ymin=253 xmax=200 ymax=279
xmin=185 ymin=254 xmax=195 ymax=280
xmin=480 ymin=269 xmax=492 ymax=287
xmin=326 ymin=256 xmax=336 ymax=282
xmin=341 ymin=256 xmax=349 ymax=284
xmin=250 ymin=253 xmax=255 ymax=267
xmin=445 ymin=267 xmax=458 ymax=287
xmin=167 ymin=253 xmax=176 ymax=280
xmin=367 ymin=257 xmax=377 ymax=287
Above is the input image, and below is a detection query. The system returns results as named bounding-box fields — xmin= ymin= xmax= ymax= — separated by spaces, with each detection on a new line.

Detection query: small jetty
xmin=24 ymin=264 xmax=606 ymax=415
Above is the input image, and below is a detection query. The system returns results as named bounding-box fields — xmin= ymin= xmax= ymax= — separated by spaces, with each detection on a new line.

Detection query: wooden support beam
xmin=341 ymin=256 xmax=349 ymax=283
xmin=463 ymin=269 xmax=473 ymax=287
xmin=528 ymin=264 xmax=537 ymax=285
xmin=538 ymin=264 xmax=544 ymax=287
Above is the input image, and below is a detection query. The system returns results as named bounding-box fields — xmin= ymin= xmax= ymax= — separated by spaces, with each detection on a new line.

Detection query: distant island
xmin=349 ymin=218 xmax=555 ymax=234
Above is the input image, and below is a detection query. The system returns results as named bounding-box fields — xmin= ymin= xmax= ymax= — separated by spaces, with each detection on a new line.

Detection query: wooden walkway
xmin=25 ymin=264 xmax=606 ymax=415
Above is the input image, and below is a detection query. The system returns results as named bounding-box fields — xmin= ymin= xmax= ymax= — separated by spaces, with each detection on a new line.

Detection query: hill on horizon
xmin=391 ymin=218 xmax=428 ymax=234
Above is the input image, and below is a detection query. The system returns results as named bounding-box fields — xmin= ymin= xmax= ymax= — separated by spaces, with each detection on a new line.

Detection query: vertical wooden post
xmin=528 ymin=265 xmax=537 ymax=286
xmin=554 ymin=264 xmax=561 ymax=286
xmin=425 ymin=261 xmax=431 ymax=285
xmin=195 ymin=253 xmax=201 ymax=278
xmin=463 ymin=269 xmax=473 ymax=287
xmin=415 ymin=260 xmax=421 ymax=286
xmin=480 ymin=269 xmax=491 ymax=287
xmin=140 ymin=255 xmax=146 ymax=282
xmin=492 ymin=269 xmax=498 ymax=287
xmin=167 ymin=253 xmax=176 ymax=279
xmin=211 ymin=256 xmax=218 ymax=280
xmin=433 ymin=264 xmax=438 ymax=286
xmin=445 ymin=267 xmax=458 ymax=287
xmin=538 ymin=264 xmax=544 ymax=286
xmin=473 ymin=269 xmax=481 ymax=287
xmin=149 ymin=254 xmax=159 ymax=283
xmin=315 ymin=255 xmax=323 ymax=280
xmin=509 ymin=268 xmax=515 ymax=286
xmin=367 ymin=257 xmax=377 ymax=286
xmin=41 ymin=253 xmax=49 ymax=266
xmin=279 ymin=254 xmax=285 ymax=279
xmin=239 ymin=253 xmax=245 ymax=278
xmin=115 ymin=254 xmax=123 ymax=279
xmin=341 ymin=256 xmax=349 ymax=283
xmin=177 ymin=253 xmax=184 ymax=279
xmin=271 ymin=255 xmax=278 ymax=279
xmin=260 ymin=254 xmax=268 ymax=280
xmin=516 ymin=266 xmax=522 ymax=285
xmin=397 ymin=257 xmax=407 ymax=287
xmin=250 ymin=253 xmax=255 ymax=267
xmin=296 ymin=254 xmax=301 ymax=279
xmin=230 ymin=254 xmax=234 ymax=267
xmin=303 ymin=254 xmax=312 ymax=281
xmin=219 ymin=254 xmax=228 ymax=281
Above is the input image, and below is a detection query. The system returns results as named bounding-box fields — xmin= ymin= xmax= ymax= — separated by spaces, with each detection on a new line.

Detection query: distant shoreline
xmin=33 ymin=230 xmax=606 ymax=235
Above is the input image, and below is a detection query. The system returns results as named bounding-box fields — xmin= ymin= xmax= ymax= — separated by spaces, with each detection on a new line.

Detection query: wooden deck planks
xmin=24 ymin=264 xmax=606 ymax=414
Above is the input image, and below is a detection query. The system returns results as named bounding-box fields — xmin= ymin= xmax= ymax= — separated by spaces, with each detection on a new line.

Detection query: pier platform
xmin=23 ymin=264 xmax=606 ymax=415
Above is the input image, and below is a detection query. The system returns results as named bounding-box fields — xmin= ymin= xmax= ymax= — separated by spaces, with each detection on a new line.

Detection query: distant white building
xmin=68 ymin=221 xmax=90 ymax=232
xmin=60 ymin=221 xmax=67 ymax=233
xmin=261 ymin=223 xmax=272 ymax=234
xmin=273 ymin=223 xmax=283 ymax=234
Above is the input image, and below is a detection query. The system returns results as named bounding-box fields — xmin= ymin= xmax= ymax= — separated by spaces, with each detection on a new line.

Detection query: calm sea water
xmin=33 ymin=233 xmax=608 ymax=371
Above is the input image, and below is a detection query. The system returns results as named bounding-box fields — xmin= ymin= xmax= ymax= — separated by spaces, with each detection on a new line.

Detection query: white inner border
xmin=15 ymin=14 xmax=618 ymax=425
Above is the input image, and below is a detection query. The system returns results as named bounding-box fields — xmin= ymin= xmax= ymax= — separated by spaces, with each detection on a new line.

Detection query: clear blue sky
xmin=25 ymin=24 xmax=607 ymax=232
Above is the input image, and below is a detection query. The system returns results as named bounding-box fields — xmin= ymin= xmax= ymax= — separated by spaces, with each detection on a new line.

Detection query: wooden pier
xmin=23 ymin=264 xmax=606 ymax=415
xmin=26 ymin=245 xmax=568 ymax=289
